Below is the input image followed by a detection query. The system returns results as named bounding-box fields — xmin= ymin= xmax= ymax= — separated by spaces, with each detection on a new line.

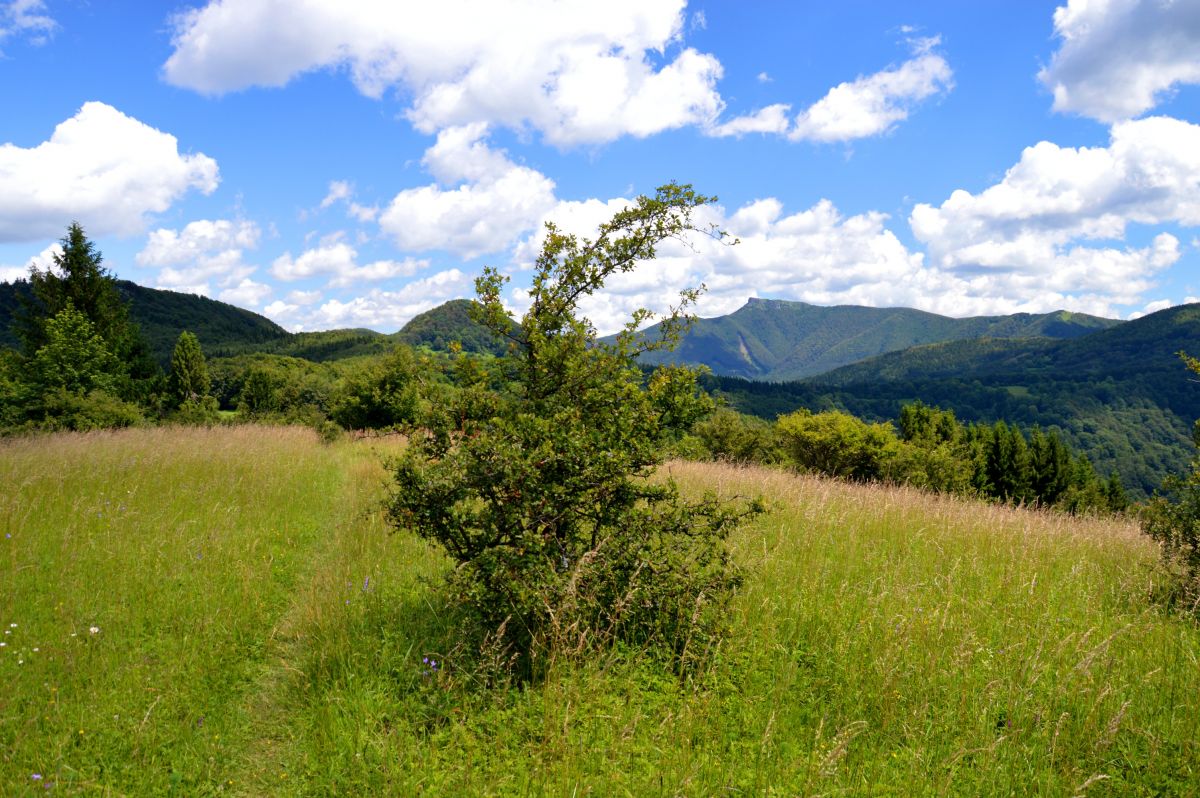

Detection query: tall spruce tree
xmin=168 ymin=331 xmax=211 ymax=405
xmin=16 ymin=223 xmax=136 ymax=358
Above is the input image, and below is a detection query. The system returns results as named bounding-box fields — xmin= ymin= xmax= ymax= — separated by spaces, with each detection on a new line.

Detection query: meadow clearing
xmin=1 ymin=426 xmax=1197 ymax=795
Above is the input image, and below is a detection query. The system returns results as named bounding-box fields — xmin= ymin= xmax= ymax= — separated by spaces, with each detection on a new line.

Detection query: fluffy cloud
xmin=0 ymin=0 xmax=55 ymax=50
xmin=276 ymin=268 xmax=474 ymax=331
xmin=514 ymin=181 xmax=1186 ymax=335
xmin=0 ymin=102 xmax=219 ymax=243
xmin=1040 ymin=0 xmax=1200 ymax=122
xmin=711 ymin=38 xmax=952 ymax=142
xmin=163 ymin=0 xmax=723 ymax=146
xmin=379 ymin=125 xmax=557 ymax=258
xmin=136 ymin=219 xmax=260 ymax=298
xmin=910 ymin=116 xmax=1200 ymax=290
xmin=707 ymin=104 xmax=791 ymax=138
xmin=219 ymin=278 xmax=273 ymax=307
xmin=0 ymin=241 xmax=59 ymax=283
xmin=320 ymin=180 xmax=377 ymax=222
xmin=791 ymin=44 xmax=951 ymax=142
xmin=270 ymin=240 xmax=427 ymax=287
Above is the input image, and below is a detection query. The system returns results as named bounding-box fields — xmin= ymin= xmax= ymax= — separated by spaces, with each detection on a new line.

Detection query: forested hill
xmin=709 ymin=303 xmax=1200 ymax=497
xmin=633 ymin=297 xmax=1120 ymax=381
xmin=0 ymin=279 xmax=291 ymax=362
xmin=0 ymin=280 xmax=507 ymax=364
xmin=394 ymin=299 xmax=510 ymax=356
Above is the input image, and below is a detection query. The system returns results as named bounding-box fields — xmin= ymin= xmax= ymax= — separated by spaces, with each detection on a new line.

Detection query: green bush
xmin=776 ymin=409 xmax=898 ymax=481
xmin=691 ymin=408 xmax=785 ymax=464
xmin=34 ymin=388 xmax=144 ymax=431
xmin=329 ymin=346 xmax=423 ymax=430
xmin=388 ymin=184 xmax=761 ymax=678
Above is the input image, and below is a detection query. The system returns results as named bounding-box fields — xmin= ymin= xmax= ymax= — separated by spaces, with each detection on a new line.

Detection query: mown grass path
xmin=0 ymin=427 xmax=404 ymax=795
xmin=3 ymin=428 xmax=1198 ymax=795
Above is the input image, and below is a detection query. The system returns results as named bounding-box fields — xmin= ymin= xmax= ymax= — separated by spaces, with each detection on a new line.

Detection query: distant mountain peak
xmin=636 ymin=298 xmax=1122 ymax=381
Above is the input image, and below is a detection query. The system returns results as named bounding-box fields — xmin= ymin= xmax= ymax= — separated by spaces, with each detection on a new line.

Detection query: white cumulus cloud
xmin=710 ymin=38 xmax=952 ymax=142
xmin=163 ymin=0 xmax=723 ymax=147
xmin=0 ymin=0 xmax=56 ymax=50
xmin=297 ymin=268 xmax=475 ymax=331
xmin=271 ymin=241 xmax=428 ymax=288
xmin=910 ymin=116 xmax=1200 ymax=281
xmin=789 ymin=41 xmax=952 ymax=142
xmin=1040 ymin=0 xmax=1200 ymax=122
xmin=0 ymin=242 xmax=59 ymax=283
xmin=379 ymin=125 xmax=557 ymax=258
xmin=136 ymin=219 xmax=261 ymax=298
xmin=0 ymin=102 xmax=219 ymax=243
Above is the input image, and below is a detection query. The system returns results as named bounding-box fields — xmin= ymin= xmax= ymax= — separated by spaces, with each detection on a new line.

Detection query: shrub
xmin=387 ymin=184 xmax=761 ymax=678
xmin=776 ymin=409 xmax=898 ymax=481
xmin=691 ymin=408 xmax=785 ymax=464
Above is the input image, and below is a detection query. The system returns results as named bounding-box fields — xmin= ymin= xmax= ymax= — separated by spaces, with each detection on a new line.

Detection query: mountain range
xmin=3 ymin=277 xmax=1197 ymax=496
xmin=633 ymin=297 xmax=1121 ymax=380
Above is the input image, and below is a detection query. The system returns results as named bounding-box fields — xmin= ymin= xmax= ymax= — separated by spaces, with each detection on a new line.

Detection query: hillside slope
xmin=634 ymin=298 xmax=1119 ymax=380
xmin=393 ymin=298 xmax=510 ymax=355
xmin=0 ymin=279 xmax=291 ymax=362
xmin=712 ymin=303 xmax=1200 ymax=496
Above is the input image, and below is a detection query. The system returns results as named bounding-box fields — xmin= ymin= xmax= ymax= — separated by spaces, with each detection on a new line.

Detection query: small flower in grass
xmin=10 ymin=623 xmax=17 ymax=628
xmin=31 ymin=773 xmax=42 ymax=781
xmin=362 ymin=576 xmax=370 ymax=592
xmin=89 ymin=626 xmax=100 ymax=635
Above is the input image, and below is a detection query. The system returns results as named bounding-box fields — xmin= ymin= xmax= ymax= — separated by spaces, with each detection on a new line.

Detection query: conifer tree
xmin=16 ymin=223 xmax=137 ymax=359
xmin=169 ymin=331 xmax=211 ymax=405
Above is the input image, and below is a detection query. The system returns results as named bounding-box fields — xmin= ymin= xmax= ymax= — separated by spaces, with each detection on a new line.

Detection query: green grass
xmin=2 ymin=428 xmax=1198 ymax=795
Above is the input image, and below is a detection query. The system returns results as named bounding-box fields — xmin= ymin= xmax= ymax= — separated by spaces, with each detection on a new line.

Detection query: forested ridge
xmin=630 ymin=296 xmax=1121 ymax=380
xmin=4 ymin=264 xmax=1198 ymax=498
xmin=706 ymin=303 xmax=1200 ymax=496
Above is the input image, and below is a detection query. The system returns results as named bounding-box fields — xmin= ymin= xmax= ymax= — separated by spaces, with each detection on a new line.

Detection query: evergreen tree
xmin=1030 ymin=428 xmax=1072 ymax=505
xmin=16 ymin=223 xmax=137 ymax=359
xmin=31 ymin=304 xmax=120 ymax=396
xmin=985 ymin=422 xmax=1032 ymax=503
xmin=169 ymin=331 xmax=211 ymax=405
xmin=1102 ymin=471 xmax=1129 ymax=512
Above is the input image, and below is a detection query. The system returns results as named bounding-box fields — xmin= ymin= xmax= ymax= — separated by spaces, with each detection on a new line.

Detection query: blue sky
xmin=2 ymin=0 xmax=1200 ymax=333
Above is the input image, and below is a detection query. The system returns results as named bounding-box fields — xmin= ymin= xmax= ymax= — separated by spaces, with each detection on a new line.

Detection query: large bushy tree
xmin=388 ymin=184 xmax=760 ymax=677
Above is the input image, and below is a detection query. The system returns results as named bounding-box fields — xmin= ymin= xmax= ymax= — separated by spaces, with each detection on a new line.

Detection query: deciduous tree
xmin=388 ymin=183 xmax=760 ymax=677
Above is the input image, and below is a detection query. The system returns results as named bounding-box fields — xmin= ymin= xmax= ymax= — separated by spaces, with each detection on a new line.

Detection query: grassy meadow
xmin=1 ymin=426 xmax=1197 ymax=795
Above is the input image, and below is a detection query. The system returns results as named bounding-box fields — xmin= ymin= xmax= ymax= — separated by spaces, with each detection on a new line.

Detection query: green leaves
xmin=389 ymin=183 xmax=756 ymax=677
xmin=32 ymin=304 xmax=120 ymax=396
